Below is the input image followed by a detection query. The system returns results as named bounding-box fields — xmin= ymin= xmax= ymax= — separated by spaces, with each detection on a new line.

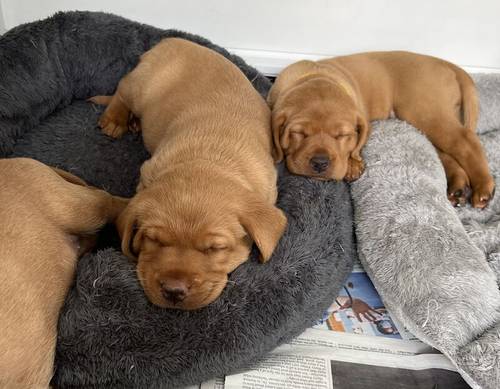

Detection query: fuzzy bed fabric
xmin=0 ymin=11 xmax=355 ymax=388
xmin=351 ymin=75 xmax=500 ymax=389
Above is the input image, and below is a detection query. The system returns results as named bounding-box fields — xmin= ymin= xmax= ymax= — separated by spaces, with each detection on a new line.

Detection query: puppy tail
xmin=450 ymin=64 xmax=479 ymax=131
xmin=88 ymin=95 xmax=113 ymax=106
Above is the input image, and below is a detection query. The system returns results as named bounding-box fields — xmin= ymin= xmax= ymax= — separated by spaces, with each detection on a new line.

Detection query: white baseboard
xmin=229 ymin=48 xmax=500 ymax=77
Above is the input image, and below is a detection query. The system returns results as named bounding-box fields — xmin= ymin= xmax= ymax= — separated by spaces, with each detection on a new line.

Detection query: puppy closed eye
xmin=334 ymin=133 xmax=354 ymax=140
xmin=202 ymin=244 xmax=229 ymax=255
xmin=290 ymin=131 xmax=306 ymax=141
xmin=144 ymin=235 xmax=169 ymax=249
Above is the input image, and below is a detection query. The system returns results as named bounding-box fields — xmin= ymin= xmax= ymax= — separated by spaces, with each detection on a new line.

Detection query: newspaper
xmin=200 ymin=377 xmax=225 ymax=389
xmin=196 ymin=258 xmax=470 ymax=389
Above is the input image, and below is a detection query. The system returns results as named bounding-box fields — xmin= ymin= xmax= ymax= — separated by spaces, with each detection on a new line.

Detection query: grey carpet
xmin=0 ymin=11 xmax=355 ymax=388
xmin=351 ymin=75 xmax=500 ymax=389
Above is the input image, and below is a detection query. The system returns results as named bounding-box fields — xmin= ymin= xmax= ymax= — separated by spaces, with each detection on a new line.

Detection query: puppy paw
xmin=471 ymin=179 xmax=496 ymax=209
xmin=344 ymin=158 xmax=365 ymax=182
xmin=447 ymin=186 xmax=471 ymax=207
xmin=98 ymin=113 xmax=128 ymax=139
xmin=128 ymin=114 xmax=142 ymax=133
xmin=446 ymin=172 xmax=471 ymax=207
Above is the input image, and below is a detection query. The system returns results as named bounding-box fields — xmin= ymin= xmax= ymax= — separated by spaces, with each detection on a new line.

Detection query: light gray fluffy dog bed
xmin=352 ymin=74 xmax=500 ymax=389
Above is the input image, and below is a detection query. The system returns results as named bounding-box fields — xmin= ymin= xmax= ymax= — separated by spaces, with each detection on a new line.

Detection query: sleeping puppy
xmin=268 ymin=51 xmax=495 ymax=209
xmin=0 ymin=158 xmax=126 ymax=388
xmin=90 ymin=38 xmax=286 ymax=310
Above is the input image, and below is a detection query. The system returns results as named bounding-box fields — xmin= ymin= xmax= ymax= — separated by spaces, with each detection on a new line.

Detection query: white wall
xmin=0 ymin=1 xmax=5 ymax=34
xmin=1 ymin=0 xmax=499 ymax=74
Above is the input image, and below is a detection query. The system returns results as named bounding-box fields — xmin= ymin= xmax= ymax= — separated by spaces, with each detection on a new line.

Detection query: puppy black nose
xmin=310 ymin=155 xmax=330 ymax=173
xmin=161 ymin=280 xmax=189 ymax=305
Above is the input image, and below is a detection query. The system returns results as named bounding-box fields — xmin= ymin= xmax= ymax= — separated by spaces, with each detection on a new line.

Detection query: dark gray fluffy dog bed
xmin=0 ymin=11 xmax=355 ymax=388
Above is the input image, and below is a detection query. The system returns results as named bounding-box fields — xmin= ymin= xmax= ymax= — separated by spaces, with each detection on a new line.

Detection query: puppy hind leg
xmin=89 ymin=71 xmax=141 ymax=139
xmin=437 ymin=150 xmax=470 ymax=207
xmin=88 ymin=95 xmax=113 ymax=105
xmin=46 ymin=175 xmax=128 ymax=235
xmin=94 ymin=93 xmax=131 ymax=139
xmin=408 ymin=115 xmax=494 ymax=209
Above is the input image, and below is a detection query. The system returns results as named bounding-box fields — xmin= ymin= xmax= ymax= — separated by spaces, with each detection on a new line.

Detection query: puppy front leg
xmin=345 ymin=157 xmax=365 ymax=182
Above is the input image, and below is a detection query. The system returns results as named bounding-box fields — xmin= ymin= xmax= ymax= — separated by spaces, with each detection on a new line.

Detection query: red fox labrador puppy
xmin=268 ymin=51 xmax=494 ymax=208
xmin=0 ymin=158 xmax=126 ymax=388
xmin=90 ymin=38 xmax=286 ymax=310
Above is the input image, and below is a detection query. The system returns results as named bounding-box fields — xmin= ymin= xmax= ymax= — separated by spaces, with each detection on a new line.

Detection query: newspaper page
xmin=223 ymin=331 xmax=468 ymax=389
xmin=200 ymin=377 xmax=225 ymax=389
xmin=198 ymin=258 xmax=470 ymax=388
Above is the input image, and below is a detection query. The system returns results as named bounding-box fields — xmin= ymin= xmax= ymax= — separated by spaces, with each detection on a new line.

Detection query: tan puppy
xmin=0 ymin=158 xmax=127 ymax=388
xmin=268 ymin=51 xmax=495 ymax=208
xmin=90 ymin=38 xmax=286 ymax=310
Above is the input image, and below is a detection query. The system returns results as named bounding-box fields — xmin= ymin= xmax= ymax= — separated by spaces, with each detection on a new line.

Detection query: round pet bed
xmin=0 ymin=11 xmax=355 ymax=388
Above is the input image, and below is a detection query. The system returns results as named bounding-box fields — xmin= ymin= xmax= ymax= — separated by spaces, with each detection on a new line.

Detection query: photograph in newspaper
xmin=314 ymin=272 xmax=409 ymax=339
xmin=330 ymin=360 xmax=470 ymax=389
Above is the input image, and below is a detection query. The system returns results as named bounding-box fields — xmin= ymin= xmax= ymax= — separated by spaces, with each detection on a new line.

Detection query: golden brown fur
xmin=268 ymin=51 xmax=495 ymax=208
xmin=0 ymin=158 xmax=127 ymax=388
xmin=90 ymin=38 xmax=286 ymax=310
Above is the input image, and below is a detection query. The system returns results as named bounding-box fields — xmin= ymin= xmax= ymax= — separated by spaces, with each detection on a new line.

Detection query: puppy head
xmin=117 ymin=180 xmax=286 ymax=310
xmin=270 ymin=77 xmax=369 ymax=180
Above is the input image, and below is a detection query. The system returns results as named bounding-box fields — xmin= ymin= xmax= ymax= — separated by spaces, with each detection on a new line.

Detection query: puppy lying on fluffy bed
xmin=91 ymin=38 xmax=286 ymax=310
xmin=269 ymin=51 xmax=495 ymax=208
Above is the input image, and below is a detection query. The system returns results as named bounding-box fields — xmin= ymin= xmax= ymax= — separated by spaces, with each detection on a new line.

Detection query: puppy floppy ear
xmin=271 ymin=110 xmax=290 ymax=163
xmin=116 ymin=204 xmax=143 ymax=260
xmin=351 ymin=113 xmax=371 ymax=162
xmin=239 ymin=196 xmax=287 ymax=263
